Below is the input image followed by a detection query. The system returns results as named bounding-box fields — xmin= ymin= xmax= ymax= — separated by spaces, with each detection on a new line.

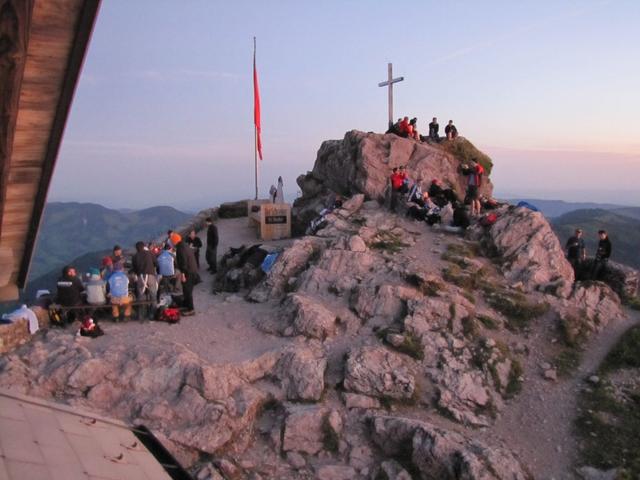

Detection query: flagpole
xmin=253 ymin=36 xmax=259 ymax=201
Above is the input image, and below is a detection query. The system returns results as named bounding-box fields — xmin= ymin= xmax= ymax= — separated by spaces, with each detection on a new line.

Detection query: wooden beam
xmin=18 ymin=0 xmax=101 ymax=289
xmin=0 ymin=0 xmax=35 ymax=240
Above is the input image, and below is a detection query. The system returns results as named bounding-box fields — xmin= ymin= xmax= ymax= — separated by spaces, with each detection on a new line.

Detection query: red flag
xmin=253 ymin=46 xmax=263 ymax=161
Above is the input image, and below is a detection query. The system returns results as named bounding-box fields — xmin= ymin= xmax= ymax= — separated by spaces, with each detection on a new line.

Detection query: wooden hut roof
xmin=0 ymin=0 xmax=100 ymax=301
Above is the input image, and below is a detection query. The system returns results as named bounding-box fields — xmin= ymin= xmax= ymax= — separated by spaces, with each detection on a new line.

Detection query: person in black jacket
xmin=205 ymin=217 xmax=219 ymax=274
xmin=56 ymin=265 xmax=85 ymax=322
xmin=131 ymin=241 xmax=158 ymax=319
xmin=428 ymin=117 xmax=439 ymax=142
xmin=173 ymin=233 xmax=198 ymax=316
xmin=565 ymin=229 xmax=586 ymax=278
xmin=591 ymin=230 xmax=612 ymax=280
xmin=186 ymin=229 xmax=203 ymax=269
xmin=445 ymin=120 xmax=458 ymax=140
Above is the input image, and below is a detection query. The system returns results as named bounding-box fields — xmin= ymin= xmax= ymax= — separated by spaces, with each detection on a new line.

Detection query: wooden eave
xmin=0 ymin=0 xmax=100 ymax=301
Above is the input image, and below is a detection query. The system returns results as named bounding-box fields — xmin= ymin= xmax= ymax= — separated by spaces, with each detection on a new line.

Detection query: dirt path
xmin=477 ymin=308 xmax=640 ymax=479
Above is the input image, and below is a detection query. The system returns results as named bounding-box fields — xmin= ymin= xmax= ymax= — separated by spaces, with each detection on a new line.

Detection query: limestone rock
xmin=273 ymin=345 xmax=327 ymax=402
xmin=348 ymin=235 xmax=367 ymax=252
xmin=282 ymin=405 xmax=327 ymax=455
xmin=343 ymin=346 xmax=415 ymax=400
xmin=479 ymin=206 xmax=574 ymax=297
xmin=249 ymin=237 xmax=325 ymax=302
xmin=343 ymin=393 xmax=381 ymax=410
xmin=601 ymin=261 xmax=639 ymax=300
xmin=378 ymin=459 xmax=412 ymax=480
xmin=288 ymin=294 xmax=337 ymax=340
xmin=370 ymin=415 xmax=531 ymax=480
xmin=314 ymin=465 xmax=357 ymax=480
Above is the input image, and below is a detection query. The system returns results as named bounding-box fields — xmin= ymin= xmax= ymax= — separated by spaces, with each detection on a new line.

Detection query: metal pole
xmin=254 ymin=37 xmax=259 ymax=200
xmin=254 ymin=126 xmax=258 ymax=200
xmin=387 ymin=62 xmax=393 ymax=128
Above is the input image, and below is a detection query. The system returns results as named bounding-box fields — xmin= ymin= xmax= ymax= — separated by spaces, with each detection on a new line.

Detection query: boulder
xmin=343 ymin=346 xmax=415 ymax=400
xmin=314 ymin=465 xmax=357 ymax=480
xmin=288 ymin=294 xmax=337 ymax=340
xmin=0 ymin=332 xmax=275 ymax=466
xmin=273 ymin=345 xmax=327 ymax=402
xmin=281 ymin=405 xmax=327 ymax=455
xmin=249 ymin=237 xmax=325 ymax=302
xmin=601 ymin=260 xmax=639 ymax=300
xmin=378 ymin=460 xmax=412 ymax=480
xmin=370 ymin=415 xmax=531 ymax=480
xmin=480 ymin=206 xmax=574 ymax=297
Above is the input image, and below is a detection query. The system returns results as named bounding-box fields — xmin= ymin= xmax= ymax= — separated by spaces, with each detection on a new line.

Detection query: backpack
xmin=156 ymin=307 xmax=180 ymax=324
xmin=157 ymin=251 xmax=175 ymax=276
xmin=108 ymin=271 xmax=129 ymax=298
xmin=480 ymin=213 xmax=498 ymax=227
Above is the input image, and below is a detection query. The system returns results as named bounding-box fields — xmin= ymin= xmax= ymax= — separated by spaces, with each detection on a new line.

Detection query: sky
xmin=48 ymin=0 xmax=640 ymax=211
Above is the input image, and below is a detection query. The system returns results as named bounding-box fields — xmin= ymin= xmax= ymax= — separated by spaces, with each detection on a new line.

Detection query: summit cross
xmin=378 ymin=62 xmax=404 ymax=129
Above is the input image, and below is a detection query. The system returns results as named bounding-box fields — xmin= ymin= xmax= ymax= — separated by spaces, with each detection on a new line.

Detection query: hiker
xmin=445 ymin=120 xmax=458 ymax=140
xmin=108 ymin=261 xmax=132 ymax=322
xmin=462 ymin=161 xmax=483 ymax=217
xmin=565 ymin=229 xmax=586 ymax=279
xmin=85 ymin=269 xmax=107 ymax=306
xmin=275 ymin=176 xmax=285 ymax=203
xmin=132 ymin=240 xmax=159 ymax=319
xmin=398 ymin=117 xmax=410 ymax=138
xmin=173 ymin=232 xmax=198 ymax=316
xmin=408 ymin=179 xmax=424 ymax=205
xmin=100 ymin=256 xmax=113 ymax=279
xmin=111 ymin=245 xmax=124 ymax=267
xmin=55 ymin=265 xmax=85 ymax=322
xmin=409 ymin=118 xmax=420 ymax=140
xmin=185 ymin=229 xmax=203 ymax=269
xmin=390 ymin=167 xmax=404 ymax=192
xmin=428 ymin=117 xmax=440 ymax=142
xmin=76 ymin=315 xmax=104 ymax=338
xmin=591 ymin=230 xmax=612 ymax=280
xmin=157 ymin=244 xmax=177 ymax=294
xmin=164 ymin=230 xmax=174 ymax=249
xmin=205 ymin=217 xmax=219 ymax=274
xmin=269 ymin=184 xmax=277 ymax=203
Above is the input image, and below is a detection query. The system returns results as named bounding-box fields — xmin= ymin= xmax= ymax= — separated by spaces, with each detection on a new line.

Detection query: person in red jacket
xmin=398 ymin=117 xmax=410 ymax=138
xmin=390 ymin=167 xmax=404 ymax=191
xmin=463 ymin=161 xmax=484 ymax=216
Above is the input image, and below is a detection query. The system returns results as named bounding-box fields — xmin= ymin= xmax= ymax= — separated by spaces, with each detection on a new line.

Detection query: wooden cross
xmin=378 ymin=63 xmax=404 ymax=128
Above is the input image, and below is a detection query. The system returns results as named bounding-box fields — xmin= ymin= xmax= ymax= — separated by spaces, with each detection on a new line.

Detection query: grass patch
xmin=377 ymin=328 xmax=424 ymax=360
xmin=462 ymin=316 xmax=478 ymax=338
xmin=484 ymin=289 xmax=549 ymax=331
xmin=446 ymin=242 xmax=479 ymax=257
xmin=600 ymin=326 xmax=640 ymax=374
xmin=405 ymin=273 xmax=442 ymax=297
xmin=558 ymin=311 xmax=591 ymax=348
xmin=442 ymin=264 xmax=486 ymax=291
xmin=505 ymin=359 xmax=523 ymax=398
xmin=441 ymin=251 xmax=472 ymax=269
xmin=624 ymin=296 xmax=640 ymax=311
xmin=555 ymin=348 xmax=583 ymax=377
xmin=477 ymin=314 xmax=499 ymax=330
xmin=443 ymin=137 xmax=494 ymax=175
xmin=370 ymin=231 xmax=409 ymax=253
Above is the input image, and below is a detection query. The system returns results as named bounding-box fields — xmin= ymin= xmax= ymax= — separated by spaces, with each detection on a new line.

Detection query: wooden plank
xmin=18 ymin=0 xmax=102 ymax=288
xmin=0 ymin=0 xmax=35 ymax=236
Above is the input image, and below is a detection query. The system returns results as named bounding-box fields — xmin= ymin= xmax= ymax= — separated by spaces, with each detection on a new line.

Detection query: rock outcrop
xmin=292 ymin=130 xmax=494 ymax=234
xmin=370 ymin=415 xmax=532 ymax=479
xmin=474 ymin=205 xmax=574 ymax=297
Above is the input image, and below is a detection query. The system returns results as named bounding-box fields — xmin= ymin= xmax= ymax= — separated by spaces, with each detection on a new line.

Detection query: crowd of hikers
xmin=386 ymin=116 xmax=458 ymax=143
xmin=388 ymin=159 xmax=496 ymax=232
xmin=49 ymin=217 xmax=219 ymax=336
xmin=565 ymin=228 xmax=613 ymax=281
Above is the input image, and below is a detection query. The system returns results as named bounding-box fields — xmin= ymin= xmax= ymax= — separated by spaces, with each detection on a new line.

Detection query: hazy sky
xmin=49 ymin=0 xmax=640 ymax=211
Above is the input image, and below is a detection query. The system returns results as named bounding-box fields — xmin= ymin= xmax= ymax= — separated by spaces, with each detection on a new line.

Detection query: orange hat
xmin=170 ymin=232 xmax=182 ymax=245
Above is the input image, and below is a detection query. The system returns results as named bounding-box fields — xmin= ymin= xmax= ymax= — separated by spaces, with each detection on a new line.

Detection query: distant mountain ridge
xmin=28 ymin=202 xmax=191 ymax=287
xmin=505 ymin=198 xmax=633 ymax=218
